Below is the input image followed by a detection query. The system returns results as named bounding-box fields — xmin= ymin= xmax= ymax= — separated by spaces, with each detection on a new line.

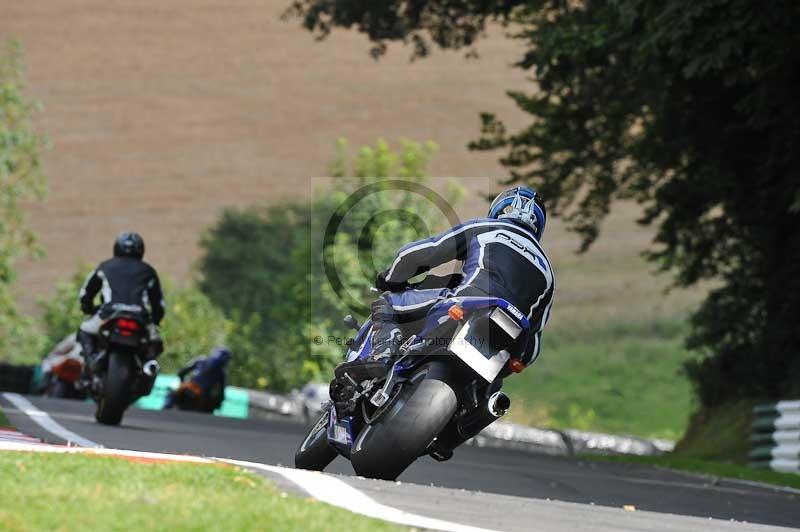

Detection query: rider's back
xmin=91 ymin=257 xmax=159 ymax=311
xmin=455 ymin=217 xmax=555 ymax=320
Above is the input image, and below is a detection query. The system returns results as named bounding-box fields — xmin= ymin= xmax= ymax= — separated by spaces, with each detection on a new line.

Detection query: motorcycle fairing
xmin=333 ymin=294 xmax=530 ymax=452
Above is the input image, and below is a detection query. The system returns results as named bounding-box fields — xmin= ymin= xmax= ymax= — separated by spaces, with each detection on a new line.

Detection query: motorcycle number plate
xmin=332 ymin=423 xmax=350 ymax=445
xmin=448 ymin=321 xmax=510 ymax=382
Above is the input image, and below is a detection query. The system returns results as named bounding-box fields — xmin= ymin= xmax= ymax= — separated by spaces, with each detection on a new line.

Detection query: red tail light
xmin=116 ymin=319 xmax=139 ymax=337
xmin=116 ymin=319 xmax=139 ymax=331
xmin=53 ymin=358 xmax=83 ymax=382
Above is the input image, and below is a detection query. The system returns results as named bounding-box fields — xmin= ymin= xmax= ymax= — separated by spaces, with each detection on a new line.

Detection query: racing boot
xmin=76 ymin=329 xmax=99 ymax=393
xmin=369 ymin=322 xmax=403 ymax=362
xmin=332 ymin=323 xmax=397 ymax=387
xmin=368 ymin=296 xmax=403 ymax=362
xmin=76 ymin=330 xmax=97 ymax=371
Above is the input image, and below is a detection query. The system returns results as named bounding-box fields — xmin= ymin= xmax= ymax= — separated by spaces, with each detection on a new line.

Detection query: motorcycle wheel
xmin=350 ymin=361 xmax=458 ymax=480
xmin=95 ymin=351 xmax=134 ymax=426
xmin=52 ymin=379 xmax=74 ymax=399
xmin=295 ymin=411 xmax=337 ymax=471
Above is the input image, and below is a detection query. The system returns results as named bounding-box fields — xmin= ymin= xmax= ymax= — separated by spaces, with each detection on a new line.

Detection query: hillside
xmin=3 ymin=0 xmax=519 ymax=303
xmin=2 ymin=0 xmax=702 ymax=330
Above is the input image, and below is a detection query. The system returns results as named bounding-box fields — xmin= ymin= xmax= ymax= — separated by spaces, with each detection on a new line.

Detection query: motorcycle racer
xmin=77 ymin=232 xmax=165 ymax=365
xmin=369 ymin=186 xmax=555 ymax=371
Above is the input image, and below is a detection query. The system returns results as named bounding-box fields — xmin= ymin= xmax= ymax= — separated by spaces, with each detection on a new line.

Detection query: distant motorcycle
xmin=40 ymin=335 xmax=86 ymax=400
xmin=87 ymin=309 xmax=159 ymax=425
xmin=164 ymin=347 xmax=229 ymax=414
xmin=165 ymin=379 xmax=222 ymax=413
xmin=295 ymin=274 xmax=523 ymax=480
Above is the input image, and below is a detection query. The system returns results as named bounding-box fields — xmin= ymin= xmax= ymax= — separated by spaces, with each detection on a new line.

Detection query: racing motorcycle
xmin=41 ymin=338 xmax=87 ymax=400
xmin=295 ymin=274 xmax=528 ymax=480
xmin=42 ymin=354 xmax=86 ymax=399
xmin=87 ymin=306 xmax=159 ymax=425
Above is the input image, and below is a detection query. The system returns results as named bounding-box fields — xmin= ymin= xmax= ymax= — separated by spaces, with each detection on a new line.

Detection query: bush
xmin=198 ymin=138 xmax=462 ymax=391
xmin=39 ymin=264 xmax=93 ymax=349
xmin=0 ymin=40 xmax=48 ymax=363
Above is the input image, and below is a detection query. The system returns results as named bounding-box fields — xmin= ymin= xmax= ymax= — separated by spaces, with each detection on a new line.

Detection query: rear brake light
xmin=448 ymin=305 xmax=464 ymax=321
xmin=53 ymin=359 xmax=83 ymax=382
xmin=116 ymin=319 xmax=139 ymax=331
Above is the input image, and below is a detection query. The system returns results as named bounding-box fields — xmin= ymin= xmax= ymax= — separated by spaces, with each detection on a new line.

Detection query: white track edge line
xmin=221 ymin=458 xmax=501 ymax=532
xmin=1 ymin=441 xmax=500 ymax=532
xmin=2 ymin=393 xmax=99 ymax=448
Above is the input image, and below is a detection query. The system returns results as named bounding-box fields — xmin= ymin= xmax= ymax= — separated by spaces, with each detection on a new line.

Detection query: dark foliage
xmin=288 ymin=0 xmax=800 ymax=404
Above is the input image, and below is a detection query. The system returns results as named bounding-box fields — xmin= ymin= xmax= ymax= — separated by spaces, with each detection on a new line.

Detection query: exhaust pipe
xmin=432 ymin=391 xmax=511 ymax=458
xmin=488 ymin=391 xmax=511 ymax=416
xmin=142 ymin=360 xmax=160 ymax=378
xmin=457 ymin=391 xmax=510 ymax=438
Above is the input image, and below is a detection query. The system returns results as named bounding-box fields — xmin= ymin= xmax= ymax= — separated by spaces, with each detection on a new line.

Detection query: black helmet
xmin=113 ymin=232 xmax=145 ymax=259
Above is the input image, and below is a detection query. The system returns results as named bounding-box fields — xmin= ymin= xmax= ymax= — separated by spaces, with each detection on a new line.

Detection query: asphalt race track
xmin=2 ymin=395 xmax=798 ymax=532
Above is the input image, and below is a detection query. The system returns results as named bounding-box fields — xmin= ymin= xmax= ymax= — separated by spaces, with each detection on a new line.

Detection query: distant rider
xmin=367 ymin=186 xmax=555 ymax=373
xmin=77 ymin=232 xmax=165 ymax=365
xmin=165 ymin=347 xmax=231 ymax=413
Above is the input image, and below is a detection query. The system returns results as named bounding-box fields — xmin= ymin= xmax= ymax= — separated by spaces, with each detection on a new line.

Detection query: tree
xmin=198 ymin=138 xmax=461 ymax=391
xmin=39 ymin=265 xmax=93 ymax=349
xmin=0 ymin=41 xmax=48 ymax=362
xmin=287 ymin=1 xmax=800 ymax=405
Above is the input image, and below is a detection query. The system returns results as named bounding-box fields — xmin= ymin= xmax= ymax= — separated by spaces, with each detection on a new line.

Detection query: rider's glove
xmin=375 ymin=270 xmax=407 ymax=293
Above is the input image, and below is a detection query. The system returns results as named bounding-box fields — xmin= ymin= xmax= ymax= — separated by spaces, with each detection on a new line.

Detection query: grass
xmin=581 ymin=454 xmax=800 ymax=490
xmin=504 ymin=317 xmax=696 ymax=440
xmin=0 ymin=452 xmax=404 ymax=532
xmin=672 ymin=399 xmax=757 ymax=463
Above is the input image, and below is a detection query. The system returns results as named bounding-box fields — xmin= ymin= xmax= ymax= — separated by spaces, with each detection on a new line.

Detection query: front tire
xmin=95 ymin=351 xmax=134 ymax=426
xmin=295 ymin=411 xmax=337 ymax=471
xmin=351 ymin=362 xmax=458 ymax=480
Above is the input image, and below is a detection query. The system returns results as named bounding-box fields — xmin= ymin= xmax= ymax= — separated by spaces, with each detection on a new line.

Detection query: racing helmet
xmin=113 ymin=232 xmax=145 ymax=259
xmin=488 ymin=186 xmax=547 ymax=240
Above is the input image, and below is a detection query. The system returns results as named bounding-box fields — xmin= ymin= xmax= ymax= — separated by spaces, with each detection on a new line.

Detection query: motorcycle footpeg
xmin=369 ymin=361 xmax=408 ymax=408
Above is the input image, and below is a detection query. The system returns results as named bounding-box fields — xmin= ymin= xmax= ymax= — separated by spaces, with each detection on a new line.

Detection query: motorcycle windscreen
xmin=448 ymin=320 xmax=510 ymax=382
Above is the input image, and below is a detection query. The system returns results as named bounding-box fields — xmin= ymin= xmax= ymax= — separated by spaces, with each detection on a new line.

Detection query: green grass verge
xmin=672 ymin=399 xmax=757 ymax=463
xmin=0 ymin=452 xmax=404 ymax=532
xmin=504 ymin=318 xmax=696 ymax=440
xmin=581 ymin=454 xmax=800 ymax=490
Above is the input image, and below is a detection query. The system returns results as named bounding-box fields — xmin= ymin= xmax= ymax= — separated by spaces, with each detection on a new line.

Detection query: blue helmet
xmin=210 ymin=346 xmax=231 ymax=367
xmin=488 ymin=186 xmax=547 ymax=240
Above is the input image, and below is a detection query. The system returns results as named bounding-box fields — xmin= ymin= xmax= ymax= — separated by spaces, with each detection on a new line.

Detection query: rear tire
xmin=52 ymin=379 xmax=82 ymax=400
xmin=350 ymin=362 xmax=458 ymax=480
xmin=295 ymin=411 xmax=337 ymax=471
xmin=95 ymin=351 xmax=134 ymax=426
